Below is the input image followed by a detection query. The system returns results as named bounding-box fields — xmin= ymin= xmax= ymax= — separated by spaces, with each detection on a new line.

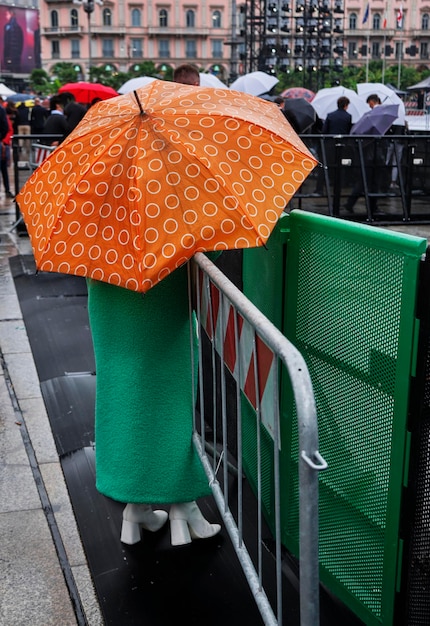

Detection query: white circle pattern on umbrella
xmin=19 ymin=81 xmax=316 ymax=293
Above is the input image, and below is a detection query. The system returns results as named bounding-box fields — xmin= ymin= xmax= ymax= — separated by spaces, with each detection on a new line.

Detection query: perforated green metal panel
xmin=283 ymin=210 xmax=427 ymax=625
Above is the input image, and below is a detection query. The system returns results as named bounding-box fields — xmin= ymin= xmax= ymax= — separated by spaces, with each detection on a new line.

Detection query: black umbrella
xmin=282 ymin=97 xmax=316 ymax=133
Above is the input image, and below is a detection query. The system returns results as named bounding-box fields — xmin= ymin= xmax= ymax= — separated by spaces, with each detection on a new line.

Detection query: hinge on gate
xmin=278 ymin=212 xmax=290 ymax=244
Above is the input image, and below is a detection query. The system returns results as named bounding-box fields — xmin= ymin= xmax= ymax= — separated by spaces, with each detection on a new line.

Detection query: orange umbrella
xmin=58 ymin=82 xmax=118 ymax=104
xmin=17 ymin=79 xmax=317 ymax=293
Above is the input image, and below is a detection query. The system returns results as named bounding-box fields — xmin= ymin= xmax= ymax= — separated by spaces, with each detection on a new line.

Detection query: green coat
xmin=86 ymin=266 xmax=211 ymax=504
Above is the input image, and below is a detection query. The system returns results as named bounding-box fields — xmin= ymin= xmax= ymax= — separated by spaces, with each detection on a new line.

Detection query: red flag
xmin=382 ymin=7 xmax=388 ymax=28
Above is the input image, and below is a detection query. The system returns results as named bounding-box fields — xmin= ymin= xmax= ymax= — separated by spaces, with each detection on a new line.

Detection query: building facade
xmin=0 ymin=0 xmax=429 ymax=86
xmin=38 ymin=0 xmax=236 ymax=82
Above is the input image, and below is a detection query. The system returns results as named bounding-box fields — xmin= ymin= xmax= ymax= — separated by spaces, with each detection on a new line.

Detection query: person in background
xmin=86 ymin=62 xmax=221 ymax=547
xmin=1 ymin=106 xmax=14 ymax=198
xmin=322 ymin=96 xmax=352 ymax=135
xmin=366 ymin=94 xmax=382 ymax=109
xmin=172 ymin=63 xmax=200 ymax=86
xmin=274 ymin=96 xmax=285 ymax=109
xmin=313 ymin=97 xmax=351 ymax=195
xmin=16 ymin=102 xmax=31 ymax=158
xmin=30 ymin=97 xmax=49 ymax=135
xmin=59 ymin=92 xmax=87 ymax=135
xmin=88 ymin=97 xmax=102 ymax=109
xmin=42 ymin=95 xmax=68 ymax=146
xmin=5 ymin=101 xmax=17 ymax=135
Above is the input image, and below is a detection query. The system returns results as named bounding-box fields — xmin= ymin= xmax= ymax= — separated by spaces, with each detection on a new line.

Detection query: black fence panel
xmin=290 ymin=134 xmax=430 ymax=224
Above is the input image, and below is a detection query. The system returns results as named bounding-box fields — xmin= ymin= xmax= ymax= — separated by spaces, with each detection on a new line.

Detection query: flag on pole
xmin=397 ymin=4 xmax=404 ymax=28
xmin=382 ymin=6 xmax=388 ymax=28
xmin=362 ymin=2 xmax=370 ymax=24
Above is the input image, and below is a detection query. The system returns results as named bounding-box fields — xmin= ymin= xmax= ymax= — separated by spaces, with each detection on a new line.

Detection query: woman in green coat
xmin=87 ymin=264 xmax=221 ymax=546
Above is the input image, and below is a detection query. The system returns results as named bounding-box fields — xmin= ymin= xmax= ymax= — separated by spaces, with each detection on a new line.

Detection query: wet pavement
xmin=0 ymin=198 xmax=102 ymax=625
xmin=1 ymin=189 xmax=430 ymax=625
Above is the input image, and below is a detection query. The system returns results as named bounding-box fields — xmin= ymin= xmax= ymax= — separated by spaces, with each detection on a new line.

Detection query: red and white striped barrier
xmin=199 ymin=271 xmax=278 ymax=442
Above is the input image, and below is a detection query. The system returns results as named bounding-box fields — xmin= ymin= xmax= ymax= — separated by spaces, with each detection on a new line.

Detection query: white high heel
xmin=169 ymin=501 xmax=221 ymax=546
xmin=120 ymin=503 xmax=168 ymax=545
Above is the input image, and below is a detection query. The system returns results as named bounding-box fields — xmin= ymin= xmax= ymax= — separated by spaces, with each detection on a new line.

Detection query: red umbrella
xmin=58 ymin=82 xmax=118 ymax=105
xmin=281 ymin=87 xmax=315 ymax=102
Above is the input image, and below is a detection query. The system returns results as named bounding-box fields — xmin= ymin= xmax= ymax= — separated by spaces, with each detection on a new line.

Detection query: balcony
xmin=42 ymin=26 xmax=84 ymax=36
xmin=147 ymin=26 xmax=211 ymax=37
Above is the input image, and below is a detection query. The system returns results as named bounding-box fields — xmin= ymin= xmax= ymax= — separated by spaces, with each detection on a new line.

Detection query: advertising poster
xmin=0 ymin=5 xmax=40 ymax=74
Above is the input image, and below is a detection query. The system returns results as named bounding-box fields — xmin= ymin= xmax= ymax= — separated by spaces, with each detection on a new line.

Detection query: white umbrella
xmin=0 ymin=82 xmax=16 ymax=98
xmin=199 ymin=74 xmax=228 ymax=89
xmin=356 ymin=82 xmax=406 ymax=125
xmin=311 ymin=86 xmax=370 ymax=124
xmin=118 ymin=76 xmax=157 ymax=94
xmin=230 ymin=71 xmax=279 ymax=97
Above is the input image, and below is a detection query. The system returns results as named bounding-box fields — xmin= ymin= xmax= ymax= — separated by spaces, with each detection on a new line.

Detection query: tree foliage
xmin=275 ymin=61 xmax=428 ymax=95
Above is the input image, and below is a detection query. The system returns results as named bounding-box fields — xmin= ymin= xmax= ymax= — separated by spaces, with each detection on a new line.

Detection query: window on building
xmin=186 ymin=10 xmax=195 ymax=27
xmin=421 ymin=41 xmax=429 ymax=58
xmin=131 ymin=8 xmax=141 ymax=27
xmin=211 ymin=39 xmax=223 ymax=57
xmin=373 ymin=13 xmax=380 ymax=30
xmin=422 ymin=13 xmax=429 ymax=30
xmin=349 ymin=13 xmax=357 ymax=29
xmin=159 ymin=39 xmax=170 ymax=57
xmin=186 ymin=40 xmax=197 ymax=58
xmin=52 ymin=40 xmax=60 ymax=58
xmin=371 ymin=41 xmax=380 ymax=57
xmin=159 ymin=9 xmax=168 ymax=27
xmin=71 ymin=39 xmax=80 ymax=58
xmin=70 ymin=9 xmax=79 ymax=30
xmin=51 ymin=10 xmax=59 ymax=30
xmin=212 ymin=10 xmax=221 ymax=28
xmin=103 ymin=9 xmax=112 ymax=27
xmin=102 ymin=39 xmax=114 ymax=57
xmin=348 ymin=41 xmax=357 ymax=58
xmin=130 ymin=38 xmax=143 ymax=58
xmin=395 ymin=41 xmax=402 ymax=58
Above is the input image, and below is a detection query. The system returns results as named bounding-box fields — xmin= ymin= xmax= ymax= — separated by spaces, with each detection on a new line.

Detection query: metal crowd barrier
xmin=291 ymin=134 xmax=430 ymax=223
xmin=190 ymin=252 xmax=327 ymax=626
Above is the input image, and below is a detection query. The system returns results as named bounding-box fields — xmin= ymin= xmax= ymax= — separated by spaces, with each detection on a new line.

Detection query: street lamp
xmin=73 ymin=0 xmax=103 ymax=81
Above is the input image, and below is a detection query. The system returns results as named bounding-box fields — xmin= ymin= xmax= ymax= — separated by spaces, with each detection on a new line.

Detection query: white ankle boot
xmin=120 ymin=503 xmax=168 ymax=545
xmin=169 ymin=501 xmax=221 ymax=546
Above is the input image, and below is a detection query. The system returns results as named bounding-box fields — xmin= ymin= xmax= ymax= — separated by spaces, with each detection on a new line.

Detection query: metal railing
xmin=190 ymin=252 xmax=327 ymax=625
xmin=292 ymin=134 xmax=430 ymax=223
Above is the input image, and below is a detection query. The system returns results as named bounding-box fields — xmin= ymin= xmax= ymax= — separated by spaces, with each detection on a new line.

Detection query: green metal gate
xmin=243 ymin=209 xmax=428 ymax=625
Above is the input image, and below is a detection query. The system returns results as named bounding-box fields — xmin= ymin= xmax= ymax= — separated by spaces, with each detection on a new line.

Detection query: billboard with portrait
xmin=0 ymin=5 xmax=40 ymax=74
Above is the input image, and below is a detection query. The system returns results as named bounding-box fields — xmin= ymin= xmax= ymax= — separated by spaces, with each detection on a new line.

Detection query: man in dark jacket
xmin=30 ymin=98 xmax=50 ymax=134
xmin=59 ymin=92 xmax=87 ymax=136
xmin=322 ymin=96 xmax=352 ymax=135
xmin=42 ymin=95 xmax=68 ymax=145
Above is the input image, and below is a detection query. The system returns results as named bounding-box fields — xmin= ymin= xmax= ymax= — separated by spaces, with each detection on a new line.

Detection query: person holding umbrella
xmin=344 ymin=94 xmax=387 ymax=215
xmin=87 ymin=62 xmax=222 ymax=546
xmin=321 ymin=96 xmax=352 ymax=135
xmin=17 ymin=65 xmax=317 ymax=548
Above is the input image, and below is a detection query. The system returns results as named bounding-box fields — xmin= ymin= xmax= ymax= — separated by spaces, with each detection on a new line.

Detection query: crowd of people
xmin=3 ymin=92 xmax=101 ymax=150
xmin=278 ymin=92 xmax=407 ymax=214
xmin=0 ymin=91 xmax=102 ymax=199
